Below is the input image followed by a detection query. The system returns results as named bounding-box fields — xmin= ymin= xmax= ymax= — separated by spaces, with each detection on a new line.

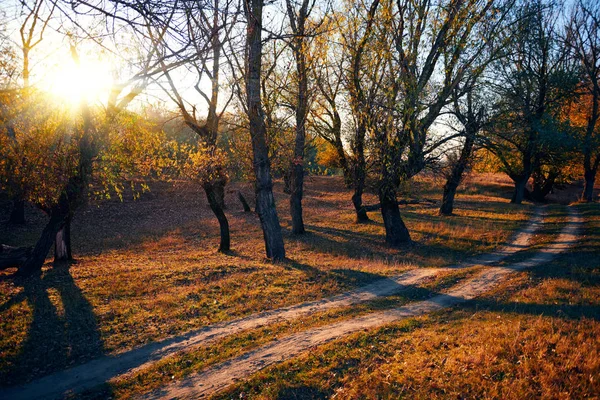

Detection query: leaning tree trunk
xmin=9 ymin=198 xmax=26 ymax=225
xmin=582 ymin=167 xmax=597 ymax=203
xmin=379 ymin=182 xmax=411 ymax=247
xmin=245 ymin=0 xmax=285 ymax=260
xmin=54 ymin=215 xmax=73 ymax=262
xmin=18 ymin=205 xmax=69 ymax=276
xmin=204 ymin=181 xmax=230 ymax=253
xmin=440 ymin=133 xmax=475 ymax=215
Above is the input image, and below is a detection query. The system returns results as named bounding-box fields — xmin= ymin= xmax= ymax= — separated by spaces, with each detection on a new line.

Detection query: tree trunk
xmin=352 ymin=185 xmax=369 ymax=222
xmin=245 ymin=0 xmax=285 ymax=260
xmin=582 ymin=168 xmax=597 ymax=202
xmin=290 ymin=161 xmax=305 ymax=234
xmin=288 ymin=10 xmax=308 ymax=235
xmin=18 ymin=210 xmax=68 ymax=276
xmin=238 ymin=191 xmax=252 ymax=212
xmin=511 ymin=177 xmax=528 ymax=204
xmin=204 ymin=181 xmax=230 ymax=253
xmin=9 ymin=198 xmax=26 ymax=224
xmin=440 ymin=182 xmax=459 ymax=216
xmin=439 ymin=127 xmax=476 ymax=215
xmin=379 ymin=184 xmax=410 ymax=247
xmin=531 ymin=169 xmax=558 ymax=202
xmin=54 ymin=216 xmax=73 ymax=262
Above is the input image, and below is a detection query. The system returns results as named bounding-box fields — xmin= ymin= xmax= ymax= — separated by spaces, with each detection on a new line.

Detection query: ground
xmin=0 ymin=173 xmax=598 ymax=399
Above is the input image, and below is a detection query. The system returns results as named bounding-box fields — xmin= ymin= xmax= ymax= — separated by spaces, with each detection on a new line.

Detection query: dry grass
xmin=0 ymin=174 xmax=533 ymax=387
xmin=214 ymin=203 xmax=600 ymax=400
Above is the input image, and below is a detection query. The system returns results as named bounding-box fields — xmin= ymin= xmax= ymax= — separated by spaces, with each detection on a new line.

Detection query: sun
xmin=44 ymin=58 xmax=114 ymax=107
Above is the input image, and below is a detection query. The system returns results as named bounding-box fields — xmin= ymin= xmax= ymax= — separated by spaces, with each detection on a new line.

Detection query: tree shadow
xmin=0 ymin=261 xmax=104 ymax=388
xmin=463 ymin=299 xmax=600 ymax=321
xmin=283 ymin=259 xmax=388 ymax=289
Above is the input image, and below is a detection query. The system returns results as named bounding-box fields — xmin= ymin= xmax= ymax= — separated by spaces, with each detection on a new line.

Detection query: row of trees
xmin=0 ymin=0 xmax=599 ymax=273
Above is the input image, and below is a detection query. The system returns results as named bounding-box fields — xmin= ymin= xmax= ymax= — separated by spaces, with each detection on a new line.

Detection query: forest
xmin=0 ymin=0 xmax=599 ymax=398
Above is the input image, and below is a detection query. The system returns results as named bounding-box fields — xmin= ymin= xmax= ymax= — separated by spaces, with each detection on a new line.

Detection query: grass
xmin=0 ymin=173 xmax=533 ymax=388
xmin=213 ymin=203 xmax=600 ymax=400
xmin=80 ymin=266 xmax=480 ymax=399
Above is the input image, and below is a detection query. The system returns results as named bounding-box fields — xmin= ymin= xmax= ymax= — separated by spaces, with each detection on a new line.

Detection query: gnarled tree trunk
xmin=204 ymin=181 xmax=230 ymax=253
xmin=511 ymin=176 xmax=529 ymax=204
xmin=531 ymin=168 xmax=559 ymax=202
xmin=379 ymin=181 xmax=410 ymax=247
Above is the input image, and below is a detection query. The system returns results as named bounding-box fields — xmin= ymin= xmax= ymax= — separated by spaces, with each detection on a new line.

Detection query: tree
xmin=148 ymin=0 xmax=237 ymax=253
xmin=362 ymin=0 xmax=512 ymax=245
xmin=440 ymin=87 xmax=487 ymax=215
xmin=565 ymin=0 xmax=600 ymax=202
xmin=2 ymin=0 xmax=56 ymax=225
xmin=244 ymin=0 xmax=286 ymax=260
xmin=342 ymin=0 xmax=381 ymax=223
xmin=309 ymin=17 xmax=353 ymax=185
xmin=284 ymin=0 xmax=319 ymax=234
xmin=487 ymin=0 xmax=577 ymax=204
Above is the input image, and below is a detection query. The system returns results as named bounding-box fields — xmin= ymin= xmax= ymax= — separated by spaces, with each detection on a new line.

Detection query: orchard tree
xmin=244 ymin=0 xmax=286 ymax=260
xmin=357 ymin=0 xmax=513 ymax=245
xmin=565 ymin=0 xmax=600 ymax=202
xmin=439 ymin=86 xmax=487 ymax=215
xmin=148 ymin=0 xmax=238 ymax=253
xmin=487 ymin=0 xmax=577 ymax=204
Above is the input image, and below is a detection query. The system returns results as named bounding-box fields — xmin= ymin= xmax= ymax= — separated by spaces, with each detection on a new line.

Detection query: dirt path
xmin=0 ymin=209 xmax=544 ymax=400
xmin=145 ymin=208 xmax=580 ymax=400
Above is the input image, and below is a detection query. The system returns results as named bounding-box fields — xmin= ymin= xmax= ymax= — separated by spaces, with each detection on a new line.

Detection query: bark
xmin=379 ymin=183 xmax=411 ymax=247
xmin=9 ymin=198 xmax=26 ymax=225
xmin=238 ymin=191 xmax=252 ymax=212
xmin=531 ymin=169 xmax=559 ymax=202
xmin=582 ymin=168 xmax=597 ymax=202
xmin=440 ymin=183 xmax=459 ymax=216
xmin=245 ymin=0 xmax=285 ymax=260
xmin=54 ymin=216 xmax=73 ymax=262
xmin=511 ymin=177 xmax=529 ymax=204
xmin=351 ymin=142 xmax=369 ymax=223
xmin=204 ymin=181 xmax=230 ymax=253
xmin=352 ymin=183 xmax=369 ymax=222
xmin=289 ymin=160 xmax=305 ymax=234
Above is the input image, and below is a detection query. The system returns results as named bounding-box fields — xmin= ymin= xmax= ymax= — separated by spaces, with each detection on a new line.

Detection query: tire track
xmin=146 ymin=208 xmax=579 ymax=400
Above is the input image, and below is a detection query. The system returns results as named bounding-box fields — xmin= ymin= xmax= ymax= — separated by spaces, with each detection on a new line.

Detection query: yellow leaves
xmin=183 ymin=144 xmax=229 ymax=186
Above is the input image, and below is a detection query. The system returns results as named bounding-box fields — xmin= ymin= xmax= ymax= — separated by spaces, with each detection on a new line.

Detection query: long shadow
xmin=283 ymin=259 xmax=390 ymax=289
xmin=0 ymin=262 xmax=103 ymax=388
xmin=300 ymin=225 xmax=483 ymax=267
